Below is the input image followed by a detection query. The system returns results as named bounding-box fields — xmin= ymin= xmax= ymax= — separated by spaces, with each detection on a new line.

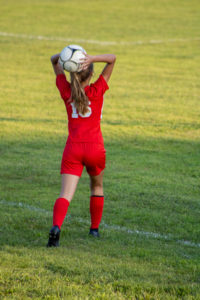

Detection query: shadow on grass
xmin=0 ymin=134 xmax=199 ymax=248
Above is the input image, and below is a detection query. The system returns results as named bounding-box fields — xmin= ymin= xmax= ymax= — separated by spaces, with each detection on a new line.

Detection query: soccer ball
xmin=59 ymin=45 xmax=86 ymax=73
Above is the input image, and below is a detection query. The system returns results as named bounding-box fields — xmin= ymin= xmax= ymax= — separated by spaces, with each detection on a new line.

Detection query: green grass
xmin=0 ymin=0 xmax=200 ymax=299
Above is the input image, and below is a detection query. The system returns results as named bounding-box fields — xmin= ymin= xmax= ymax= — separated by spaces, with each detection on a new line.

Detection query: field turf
xmin=0 ymin=0 xmax=200 ymax=299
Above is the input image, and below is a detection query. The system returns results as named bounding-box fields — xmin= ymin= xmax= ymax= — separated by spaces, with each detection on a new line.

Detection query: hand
xmin=80 ymin=54 xmax=93 ymax=70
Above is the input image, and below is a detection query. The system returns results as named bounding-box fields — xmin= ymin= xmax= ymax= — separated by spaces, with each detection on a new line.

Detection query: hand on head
xmin=80 ymin=54 xmax=93 ymax=71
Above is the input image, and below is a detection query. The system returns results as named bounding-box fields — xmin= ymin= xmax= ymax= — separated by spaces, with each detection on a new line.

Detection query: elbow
xmin=112 ymin=54 xmax=116 ymax=63
xmin=50 ymin=56 xmax=54 ymax=64
xmin=51 ymin=54 xmax=59 ymax=65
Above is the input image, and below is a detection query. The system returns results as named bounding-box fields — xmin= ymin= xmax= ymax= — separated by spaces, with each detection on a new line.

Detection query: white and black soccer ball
xmin=58 ymin=45 xmax=86 ymax=73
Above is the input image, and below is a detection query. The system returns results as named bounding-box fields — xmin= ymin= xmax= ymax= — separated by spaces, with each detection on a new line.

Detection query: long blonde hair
xmin=70 ymin=64 xmax=94 ymax=115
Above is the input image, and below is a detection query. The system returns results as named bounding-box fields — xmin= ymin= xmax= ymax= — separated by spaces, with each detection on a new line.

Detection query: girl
xmin=47 ymin=49 xmax=116 ymax=247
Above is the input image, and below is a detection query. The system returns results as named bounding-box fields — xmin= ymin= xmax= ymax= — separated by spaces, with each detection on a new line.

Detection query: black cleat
xmin=89 ymin=228 xmax=100 ymax=238
xmin=47 ymin=225 xmax=61 ymax=247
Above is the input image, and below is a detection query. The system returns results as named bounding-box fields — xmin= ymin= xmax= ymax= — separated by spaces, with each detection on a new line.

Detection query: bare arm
xmin=81 ymin=54 xmax=116 ymax=82
xmin=51 ymin=53 xmax=64 ymax=75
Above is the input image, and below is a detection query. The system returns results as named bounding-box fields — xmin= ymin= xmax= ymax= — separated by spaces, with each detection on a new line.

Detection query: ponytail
xmin=70 ymin=64 xmax=93 ymax=115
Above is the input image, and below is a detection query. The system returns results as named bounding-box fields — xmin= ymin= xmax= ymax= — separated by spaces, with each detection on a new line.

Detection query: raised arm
xmin=51 ymin=53 xmax=64 ymax=76
xmin=81 ymin=54 xmax=116 ymax=82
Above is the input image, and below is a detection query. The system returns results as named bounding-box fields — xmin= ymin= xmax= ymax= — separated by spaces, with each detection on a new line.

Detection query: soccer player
xmin=47 ymin=50 xmax=116 ymax=247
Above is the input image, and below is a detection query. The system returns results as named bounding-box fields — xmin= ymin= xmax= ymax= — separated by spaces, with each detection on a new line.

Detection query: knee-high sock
xmin=90 ymin=195 xmax=104 ymax=229
xmin=53 ymin=197 xmax=69 ymax=229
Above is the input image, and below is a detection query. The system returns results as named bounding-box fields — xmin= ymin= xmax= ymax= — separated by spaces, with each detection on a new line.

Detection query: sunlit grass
xmin=0 ymin=0 xmax=200 ymax=298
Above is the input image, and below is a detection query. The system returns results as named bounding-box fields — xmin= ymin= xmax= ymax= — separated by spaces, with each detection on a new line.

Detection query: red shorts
xmin=61 ymin=141 xmax=106 ymax=177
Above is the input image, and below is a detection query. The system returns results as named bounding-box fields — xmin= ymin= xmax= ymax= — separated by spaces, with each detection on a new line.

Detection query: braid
xmin=70 ymin=64 xmax=93 ymax=115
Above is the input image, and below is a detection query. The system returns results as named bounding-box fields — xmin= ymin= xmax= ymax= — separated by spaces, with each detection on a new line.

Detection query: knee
xmin=91 ymin=180 xmax=103 ymax=190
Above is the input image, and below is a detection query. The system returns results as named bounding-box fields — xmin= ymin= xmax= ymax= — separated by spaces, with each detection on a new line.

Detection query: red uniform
xmin=56 ymin=73 xmax=109 ymax=176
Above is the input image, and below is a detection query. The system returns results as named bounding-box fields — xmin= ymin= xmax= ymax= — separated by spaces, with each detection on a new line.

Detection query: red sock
xmin=90 ymin=195 xmax=104 ymax=229
xmin=53 ymin=198 xmax=70 ymax=229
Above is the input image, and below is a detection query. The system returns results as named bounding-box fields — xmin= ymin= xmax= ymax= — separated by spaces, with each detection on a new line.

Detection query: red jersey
xmin=56 ymin=74 xmax=109 ymax=143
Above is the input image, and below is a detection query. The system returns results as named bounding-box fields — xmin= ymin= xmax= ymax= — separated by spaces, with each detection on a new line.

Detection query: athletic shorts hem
xmin=60 ymin=170 xmax=82 ymax=177
xmin=86 ymin=167 xmax=105 ymax=177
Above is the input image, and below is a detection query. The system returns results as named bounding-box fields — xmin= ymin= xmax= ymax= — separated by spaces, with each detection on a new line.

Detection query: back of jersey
xmin=56 ymin=74 xmax=109 ymax=143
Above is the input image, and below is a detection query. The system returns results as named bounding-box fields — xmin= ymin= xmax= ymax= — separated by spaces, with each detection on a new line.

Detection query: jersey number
xmin=71 ymin=102 xmax=92 ymax=118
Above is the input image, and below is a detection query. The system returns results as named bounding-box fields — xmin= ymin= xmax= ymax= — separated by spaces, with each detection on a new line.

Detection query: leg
xmin=47 ymin=174 xmax=80 ymax=247
xmin=89 ymin=171 xmax=104 ymax=236
xmin=59 ymin=173 xmax=80 ymax=202
xmin=53 ymin=174 xmax=80 ymax=228
xmin=90 ymin=171 xmax=104 ymax=196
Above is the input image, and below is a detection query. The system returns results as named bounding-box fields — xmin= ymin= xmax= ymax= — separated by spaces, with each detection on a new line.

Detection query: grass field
xmin=0 ymin=0 xmax=200 ymax=299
